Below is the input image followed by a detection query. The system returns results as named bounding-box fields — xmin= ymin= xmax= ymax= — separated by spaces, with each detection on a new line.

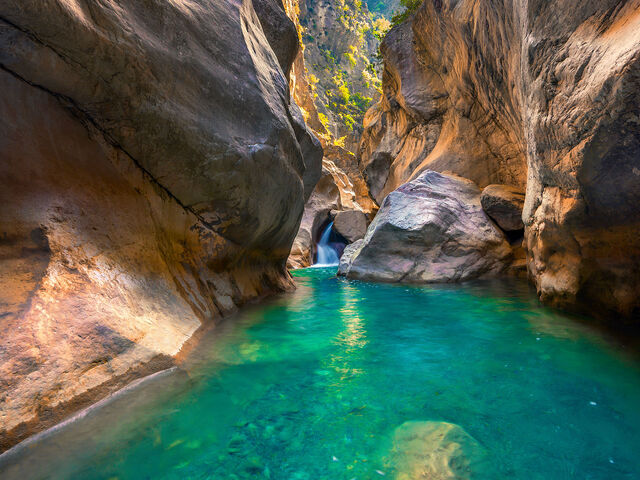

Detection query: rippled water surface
xmin=1 ymin=268 xmax=639 ymax=479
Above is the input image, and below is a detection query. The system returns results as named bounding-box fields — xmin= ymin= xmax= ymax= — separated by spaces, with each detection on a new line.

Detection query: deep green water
xmin=1 ymin=268 xmax=639 ymax=479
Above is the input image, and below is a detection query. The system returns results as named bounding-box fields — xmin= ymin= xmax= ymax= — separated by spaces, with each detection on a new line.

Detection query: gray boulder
xmin=343 ymin=171 xmax=512 ymax=283
xmin=337 ymin=239 xmax=364 ymax=276
xmin=480 ymin=184 xmax=525 ymax=232
xmin=333 ymin=210 xmax=368 ymax=243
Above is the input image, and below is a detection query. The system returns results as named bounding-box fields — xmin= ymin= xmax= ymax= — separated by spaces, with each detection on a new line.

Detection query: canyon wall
xmin=297 ymin=0 xmax=388 ymax=150
xmin=359 ymin=0 xmax=640 ymax=321
xmin=0 ymin=0 xmax=322 ymax=451
xmin=284 ymin=0 xmax=379 ymax=268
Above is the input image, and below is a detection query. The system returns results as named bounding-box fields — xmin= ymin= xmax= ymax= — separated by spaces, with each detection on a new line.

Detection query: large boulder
xmin=0 ymin=0 xmax=322 ymax=451
xmin=337 ymin=239 xmax=364 ymax=276
xmin=342 ymin=171 xmax=513 ymax=283
xmin=333 ymin=210 xmax=368 ymax=243
xmin=481 ymin=184 xmax=525 ymax=232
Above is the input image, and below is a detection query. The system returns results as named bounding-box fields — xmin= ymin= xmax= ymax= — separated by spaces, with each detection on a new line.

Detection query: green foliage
xmin=318 ymin=112 xmax=331 ymax=132
xmin=344 ymin=52 xmax=357 ymax=68
xmin=391 ymin=0 xmax=423 ymax=26
xmin=299 ymin=0 xmax=387 ymax=136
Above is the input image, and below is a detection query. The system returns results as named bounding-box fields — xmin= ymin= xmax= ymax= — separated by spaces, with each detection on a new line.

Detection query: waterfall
xmin=314 ymin=222 xmax=340 ymax=267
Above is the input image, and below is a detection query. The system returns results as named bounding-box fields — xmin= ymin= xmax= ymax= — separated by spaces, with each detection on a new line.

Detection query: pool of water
xmin=1 ymin=268 xmax=639 ymax=479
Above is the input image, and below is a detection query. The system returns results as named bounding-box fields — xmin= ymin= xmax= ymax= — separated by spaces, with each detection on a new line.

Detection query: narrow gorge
xmin=1 ymin=0 xmax=639 ymax=478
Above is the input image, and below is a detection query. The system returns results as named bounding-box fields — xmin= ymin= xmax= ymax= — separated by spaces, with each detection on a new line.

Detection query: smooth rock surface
xmin=333 ymin=210 xmax=368 ymax=243
xmin=481 ymin=184 xmax=525 ymax=232
xmin=343 ymin=171 xmax=512 ymax=283
xmin=387 ymin=421 xmax=485 ymax=480
xmin=0 ymin=0 xmax=322 ymax=451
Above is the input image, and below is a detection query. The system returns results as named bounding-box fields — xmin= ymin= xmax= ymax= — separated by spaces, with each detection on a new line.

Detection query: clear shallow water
xmin=1 ymin=268 xmax=639 ymax=479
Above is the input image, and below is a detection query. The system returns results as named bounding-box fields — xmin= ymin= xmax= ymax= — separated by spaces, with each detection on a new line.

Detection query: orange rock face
xmin=358 ymin=0 xmax=640 ymax=321
xmin=0 ymin=0 xmax=322 ymax=451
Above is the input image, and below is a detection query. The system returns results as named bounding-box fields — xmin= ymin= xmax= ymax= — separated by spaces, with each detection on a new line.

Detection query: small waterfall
xmin=314 ymin=222 xmax=340 ymax=267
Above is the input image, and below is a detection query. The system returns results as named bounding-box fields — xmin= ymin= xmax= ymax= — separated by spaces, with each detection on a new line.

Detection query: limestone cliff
xmin=359 ymin=0 xmax=640 ymax=321
xmin=0 ymin=0 xmax=322 ymax=451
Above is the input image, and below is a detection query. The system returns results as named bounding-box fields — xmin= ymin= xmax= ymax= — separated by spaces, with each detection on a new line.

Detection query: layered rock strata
xmin=358 ymin=0 xmax=640 ymax=320
xmin=0 ymin=0 xmax=322 ymax=451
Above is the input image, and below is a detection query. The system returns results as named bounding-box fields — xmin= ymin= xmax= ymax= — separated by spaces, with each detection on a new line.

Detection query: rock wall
xmin=358 ymin=0 xmax=640 ymax=321
xmin=0 ymin=0 xmax=322 ymax=451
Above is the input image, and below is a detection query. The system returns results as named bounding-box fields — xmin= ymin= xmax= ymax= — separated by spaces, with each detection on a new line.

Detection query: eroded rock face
xmin=523 ymin=1 xmax=640 ymax=319
xmin=342 ymin=171 xmax=513 ymax=282
xmin=481 ymin=185 xmax=525 ymax=232
xmin=358 ymin=13 xmax=526 ymax=204
xmin=0 ymin=0 xmax=322 ymax=451
xmin=359 ymin=0 xmax=640 ymax=320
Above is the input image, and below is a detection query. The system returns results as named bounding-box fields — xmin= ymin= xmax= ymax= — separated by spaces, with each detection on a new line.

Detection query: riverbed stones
xmin=343 ymin=171 xmax=512 ymax=283
xmin=333 ymin=210 xmax=368 ymax=243
xmin=388 ymin=421 xmax=485 ymax=480
xmin=480 ymin=185 xmax=525 ymax=232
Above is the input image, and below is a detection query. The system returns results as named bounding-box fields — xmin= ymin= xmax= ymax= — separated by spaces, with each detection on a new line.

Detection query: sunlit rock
xmin=387 ymin=421 xmax=486 ymax=480
xmin=0 ymin=0 xmax=322 ymax=451
xmin=358 ymin=0 xmax=640 ymax=319
xmin=343 ymin=171 xmax=513 ymax=283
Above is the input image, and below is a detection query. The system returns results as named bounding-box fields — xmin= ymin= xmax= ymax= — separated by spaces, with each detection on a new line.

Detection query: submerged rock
xmin=388 ymin=421 xmax=485 ymax=480
xmin=343 ymin=171 xmax=512 ymax=283
xmin=480 ymin=185 xmax=525 ymax=232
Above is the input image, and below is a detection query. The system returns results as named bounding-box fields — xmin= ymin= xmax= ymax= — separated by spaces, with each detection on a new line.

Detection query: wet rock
xmin=343 ymin=171 xmax=512 ymax=283
xmin=333 ymin=211 xmax=368 ymax=243
xmin=288 ymin=156 xmax=373 ymax=269
xmin=480 ymin=185 xmax=525 ymax=232
xmin=388 ymin=421 xmax=485 ymax=480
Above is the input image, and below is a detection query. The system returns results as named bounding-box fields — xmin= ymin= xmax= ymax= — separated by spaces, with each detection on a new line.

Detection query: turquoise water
xmin=1 ymin=267 xmax=639 ymax=479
